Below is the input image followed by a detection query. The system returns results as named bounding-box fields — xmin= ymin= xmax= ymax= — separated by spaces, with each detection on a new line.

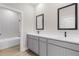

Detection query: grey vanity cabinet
xmin=65 ymin=49 xmax=79 ymax=56
xmin=48 ymin=43 xmax=65 ymax=56
xmin=27 ymin=34 xmax=79 ymax=56
xmin=32 ymin=38 xmax=39 ymax=54
xmin=64 ymin=48 xmax=79 ymax=56
xmin=27 ymin=35 xmax=39 ymax=54
xmin=27 ymin=36 xmax=33 ymax=51
xmin=48 ymin=43 xmax=79 ymax=56
xmin=39 ymin=38 xmax=47 ymax=56
xmin=48 ymin=39 xmax=65 ymax=56
xmin=48 ymin=39 xmax=79 ymax=56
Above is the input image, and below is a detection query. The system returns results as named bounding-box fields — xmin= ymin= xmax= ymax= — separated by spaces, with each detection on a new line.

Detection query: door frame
xmin=0 ymin=4 xmax=23 ymax=51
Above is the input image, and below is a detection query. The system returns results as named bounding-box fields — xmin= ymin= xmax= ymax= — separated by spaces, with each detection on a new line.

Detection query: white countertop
xmin=27 ymin=33 xmax=79 ymax=44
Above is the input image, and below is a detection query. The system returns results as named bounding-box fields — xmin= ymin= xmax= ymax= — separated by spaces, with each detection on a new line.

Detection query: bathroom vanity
xmin=27 ymin=33 xmax=79 ymax=56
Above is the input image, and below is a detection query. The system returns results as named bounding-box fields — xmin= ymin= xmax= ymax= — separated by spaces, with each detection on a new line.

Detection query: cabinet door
xmin=27 ymin=38 xmax=33 ymax=51
xmin=32 ymin=39 xmax=38 ymax=54
xmin=48 ymin=44 xmax=65 ymax=56
xmin=65 ymin=48 xmax=79 ymax=56
xmin=39 ymin=41 xmax=47 ymax=56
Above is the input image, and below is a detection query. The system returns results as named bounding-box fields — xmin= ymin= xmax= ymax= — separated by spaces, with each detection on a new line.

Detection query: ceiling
xmin=28 ymin=3 xmax=38 ymax=7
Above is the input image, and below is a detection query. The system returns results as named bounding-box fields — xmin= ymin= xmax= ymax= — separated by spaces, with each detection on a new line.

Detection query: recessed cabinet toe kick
xmin=27 ymin=34 xmax=79 ymax=56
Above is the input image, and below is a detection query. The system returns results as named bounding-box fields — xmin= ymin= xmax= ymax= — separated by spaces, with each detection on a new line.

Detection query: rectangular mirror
xmin=58 ymin=3 xmax=77 ymax=30
xmin=36 ymin=14 xmax=44 ymax=30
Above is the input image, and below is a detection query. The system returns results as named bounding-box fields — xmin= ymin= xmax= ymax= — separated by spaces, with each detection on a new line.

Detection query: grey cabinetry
xmin=48 ymin=39 xmax=65 ymax=56
xmin=39 ymin=38 xmax=47 ymax=56
xmin=65 ymin=48 xmax=79 ymax=56
xmin=48 ymin=43 xmax=65 ymax=56
xmin=27 ymin=35 xmax=33 ymax=51
xmin=27 ymin=35 xmax=39 ymax=54
xmin=27 ymin=34 xmax=79 ymax=56
xmin=48 ymin=39 xmax=79 ymax=56
xmin=32 ymin=38 xmax=38 ymax=54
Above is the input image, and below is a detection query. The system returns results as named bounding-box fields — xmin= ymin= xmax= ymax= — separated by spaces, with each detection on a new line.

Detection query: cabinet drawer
xmin=48 ymin=39 xmax=65 ymax=47
xmin=48 ymin=39 xmax=79 ymax=51
xmin=63 ymin=42 xmax=79 ymax=52
xmin=39 ymin=37 xmax=47 ymax=42
xmin=65 ymin=48 xmax=79 ymax=56
xmin=27 ymin=35 xmax=38 ymax=40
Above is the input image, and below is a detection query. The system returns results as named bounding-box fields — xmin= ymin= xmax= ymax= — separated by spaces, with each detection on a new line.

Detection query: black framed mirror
xmin=58 ymin=3 xmax=78 ymax=30
xmin=36 ymin=14 xmax=44 ymax=30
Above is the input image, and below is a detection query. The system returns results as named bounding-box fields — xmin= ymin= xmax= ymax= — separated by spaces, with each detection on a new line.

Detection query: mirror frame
xmin=36 ymin=14 xmax=44 ymax=30
xmin=57 ymin=3 xmax=78 ymax=30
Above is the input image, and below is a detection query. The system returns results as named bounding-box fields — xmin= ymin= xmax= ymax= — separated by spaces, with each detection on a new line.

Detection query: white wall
xmin=35 ymin=3 xmax=79 ymax=42
xmin=35 ymin=3 xmax=68 ymax=34
xmin=3 ymin=3 xmax=35 ymax=51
